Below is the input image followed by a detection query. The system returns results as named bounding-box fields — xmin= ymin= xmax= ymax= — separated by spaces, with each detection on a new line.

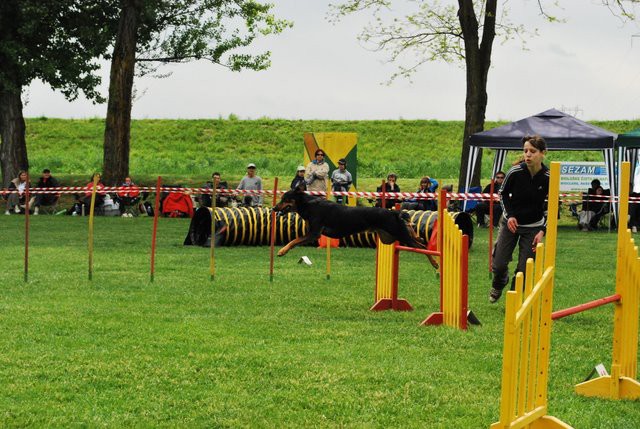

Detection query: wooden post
xmin=150 ymin=176 xmax=162 ymax=282
xmin=88 ymin=174 xmax=99 ymax=281
xmin=269 ymin=177 xmax=279 ymax=282
xmin=209 ymin=185 xmax=217 ymax=281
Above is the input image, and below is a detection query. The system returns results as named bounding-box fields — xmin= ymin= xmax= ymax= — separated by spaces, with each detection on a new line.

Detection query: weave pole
xmin=87 ymin=174 xmax=99 ymax=281
xmin=326 ymin=178 xmax=331 ymax=280
xmin=269 ymin=177 xmax=279 ymax=282
xmin=209 ymin=185 xmax=217 ymax=281
xmin=24 ymin=173 xmax=31 ymax=283
xmin=150 ymin=176 xmax=162 ymax=282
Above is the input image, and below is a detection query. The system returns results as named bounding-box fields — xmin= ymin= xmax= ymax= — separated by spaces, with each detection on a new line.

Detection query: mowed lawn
xmin=0 ymin=216 xmax=638 ymax=427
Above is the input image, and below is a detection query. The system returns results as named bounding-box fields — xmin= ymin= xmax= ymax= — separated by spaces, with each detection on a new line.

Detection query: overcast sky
xmin=22 ymin=0 xmax=640 ymax=121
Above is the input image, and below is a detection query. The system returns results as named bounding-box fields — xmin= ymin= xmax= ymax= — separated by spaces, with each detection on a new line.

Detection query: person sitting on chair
xmin=476 ymin=171 xmax=505 ymax=227
xmin=33 ymin=168 xmax=60 ymax=215
xmin=115 ymin=176 xmax=141 ymax=217
xmin=73 ymin=173 xmax=105 ymax=216
xmin=200 ymin=172 xmax=229 ymax=207
xmin=402 ymin=176 xmax=438 ymax=211
xmin=376 ymin=173 xmax=402 ymax=208
xmin=578 ymin=185 xmax=609 ymax=231
xmin=4 ymin=170 xmax=33 ymax=215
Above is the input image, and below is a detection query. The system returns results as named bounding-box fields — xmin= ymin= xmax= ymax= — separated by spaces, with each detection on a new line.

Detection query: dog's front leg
xmin=277 ymin=226 xmax=323 ymax=256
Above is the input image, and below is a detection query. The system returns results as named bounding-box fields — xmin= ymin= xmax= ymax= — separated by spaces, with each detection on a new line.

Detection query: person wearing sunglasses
xmin=305 ymin=149 xmax=329 ymax=192
xmin=476 ymin=172 xmax=505 ymax=228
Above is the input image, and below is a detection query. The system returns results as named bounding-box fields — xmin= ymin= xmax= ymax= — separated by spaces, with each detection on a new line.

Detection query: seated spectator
xmin=200 ymin=172 xmax=229 ymax=207
xmin=33 ymin=168 xmax=60 ymax=215
xmin=5 ymin=170 xmax=34 ymax=215
xmin=570 ymin=179 xmax=600 ymax=218
xmin=330 ymin=158 xmax=352 ymax=205
xmin=475 ymin=171 xmax=505 ymax=227
xmin=290 ymin=165 xmax=307 ymax=191
xmin=578 ymin=185 xmax=610 ymax=231
xmin=72 ymin=173 xmax=105 ymax=216
xmin=376 ymin=173 xmax=402 ymax=208
xmin=401 ymin=176 xmax=439 ymax=211
xmin=115 ymin=176 xmax=141 ymax=217
xmin=237 ymin=163 xmax=263 ymax=207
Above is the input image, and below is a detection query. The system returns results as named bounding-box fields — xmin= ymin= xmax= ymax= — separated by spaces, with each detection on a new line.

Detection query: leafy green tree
xmin=331 ymin=1 xmax=638 ymax=187
xmin=102 ymin=0 xmax=291 ymax=184
xmin=0 ymin=1 xmax=117 ymax=187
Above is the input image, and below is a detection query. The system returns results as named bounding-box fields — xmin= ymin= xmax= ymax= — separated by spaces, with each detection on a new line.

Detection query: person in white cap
xmin=305 ymin=149 xmax=329 ymax=192
xmin=236 ymin=163 xmax=262 ymax=207
xmin=290 ymin=165 xmax=307 ymax=190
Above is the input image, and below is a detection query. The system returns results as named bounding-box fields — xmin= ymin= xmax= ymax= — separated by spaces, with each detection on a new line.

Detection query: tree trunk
xmin=457 ymin=0 xmax=496 ymax=189
xmin=103 ymin=0 xmax=140 ymax=186
xmin=0 ymin=85 xmax=28 ymax=188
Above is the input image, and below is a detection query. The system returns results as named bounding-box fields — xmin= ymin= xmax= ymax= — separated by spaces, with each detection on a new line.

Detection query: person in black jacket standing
xmin=489 ymin=135 xmax=549 ymax=303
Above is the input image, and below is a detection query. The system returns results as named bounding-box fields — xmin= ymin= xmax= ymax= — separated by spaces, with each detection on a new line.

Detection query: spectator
xmin=402 ymin=176 xmax=438 ymax=211
xmin=32 ymin=168 xmax=60 ymax=215
xmin=476 ymin=171 xmax=505 ymax=227
xmin=569 ymin=179 xmax=601 ymax=218
xmin=115 ymin=176 xmax=141 ymax=217
xmin=578 ymin=185 xmax=610 ymax=231
xmin=73 ymin=173 xmax=105 ymax=216
xmin=489 ymin=135 xmax=549 ymax=304
xmin=330 ymin=158 xmax=352 ymax=204
xmin=5 ymin=170 xmax=33 ymax=215
xmin=305 ymin=149 xmax=329 ymax=192
xmin=376 ymin=173 xmax=401 ymax=208
xmin=290 ymin=165 xmax=307 ymax=191
xmin=237 ymin=163 xmax=263 ymax=207
xmin=200 ymin=172 xmax=229 ymax=207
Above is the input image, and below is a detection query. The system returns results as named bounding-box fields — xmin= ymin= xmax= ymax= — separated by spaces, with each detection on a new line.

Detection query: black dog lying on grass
xmin=273 ymin=187 xmax=438 ymax=268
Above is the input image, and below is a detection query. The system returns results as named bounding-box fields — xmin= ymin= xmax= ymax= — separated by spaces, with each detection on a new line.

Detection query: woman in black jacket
xmin=489 ymin=135 xmax=549 ymax=303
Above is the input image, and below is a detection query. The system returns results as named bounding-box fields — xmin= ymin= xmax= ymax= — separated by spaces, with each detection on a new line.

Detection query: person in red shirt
xmin=115 ymin=176 xmax=140 ymax=216
xmin=73 ymin=173 xmax=106 ymax=216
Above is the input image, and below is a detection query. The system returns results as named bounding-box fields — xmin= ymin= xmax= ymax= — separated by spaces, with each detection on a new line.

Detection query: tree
xmin=331 ymin=1 xmax=638 ymax=188
xmin=102 ymin=0 xmax=291 ymax=184
xmin=0 ymin=1 xmax=117 ymax=187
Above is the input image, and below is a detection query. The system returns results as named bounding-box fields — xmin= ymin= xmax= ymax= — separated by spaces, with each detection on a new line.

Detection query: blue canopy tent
xmin=465 ymin=109 xmax=618 ymax=221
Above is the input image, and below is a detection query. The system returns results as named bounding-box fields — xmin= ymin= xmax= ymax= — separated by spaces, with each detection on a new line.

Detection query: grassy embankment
xmin=24 ymin=117 xmax=640 ymax=191
xmin=0 ymin=216 xmax=637 ymax=427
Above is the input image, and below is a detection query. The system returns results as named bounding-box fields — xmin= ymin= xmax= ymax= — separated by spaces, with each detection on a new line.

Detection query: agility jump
xmin=372 ymin=189 xmax=479 ymax=330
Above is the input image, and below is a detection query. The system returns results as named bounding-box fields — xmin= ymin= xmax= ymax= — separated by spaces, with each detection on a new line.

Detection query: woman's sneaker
xmin=489 ymin=287 xmax=503 ymax=303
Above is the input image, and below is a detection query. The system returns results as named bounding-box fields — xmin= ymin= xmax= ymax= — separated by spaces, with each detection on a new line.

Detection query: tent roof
xmin=469 ymin=108 xmax=616 ymax=150
xmin=616 ymin=128 xmax=640 ymax=148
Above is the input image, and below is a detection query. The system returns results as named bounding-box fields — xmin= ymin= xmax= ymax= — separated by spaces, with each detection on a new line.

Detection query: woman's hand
xmin=507 ymin=217 xmax=518 ymax=233
xmin=532 ymin=230 xmax=545 ymax=252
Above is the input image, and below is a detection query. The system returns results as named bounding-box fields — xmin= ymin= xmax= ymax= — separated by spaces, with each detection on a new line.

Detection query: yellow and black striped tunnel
xmin=184 ymin=207 xmax=474 ymax=248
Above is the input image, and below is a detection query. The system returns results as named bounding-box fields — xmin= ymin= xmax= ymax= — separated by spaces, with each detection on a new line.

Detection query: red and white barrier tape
xmin=1 ymin=186 xmax=638 ymax=203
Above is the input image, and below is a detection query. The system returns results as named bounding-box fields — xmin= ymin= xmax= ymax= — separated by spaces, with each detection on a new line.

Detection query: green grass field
xmin=0 ymin=215 xmax=637 ymax=427
xmin=23 ymin=117 xmax=640 ymax=189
